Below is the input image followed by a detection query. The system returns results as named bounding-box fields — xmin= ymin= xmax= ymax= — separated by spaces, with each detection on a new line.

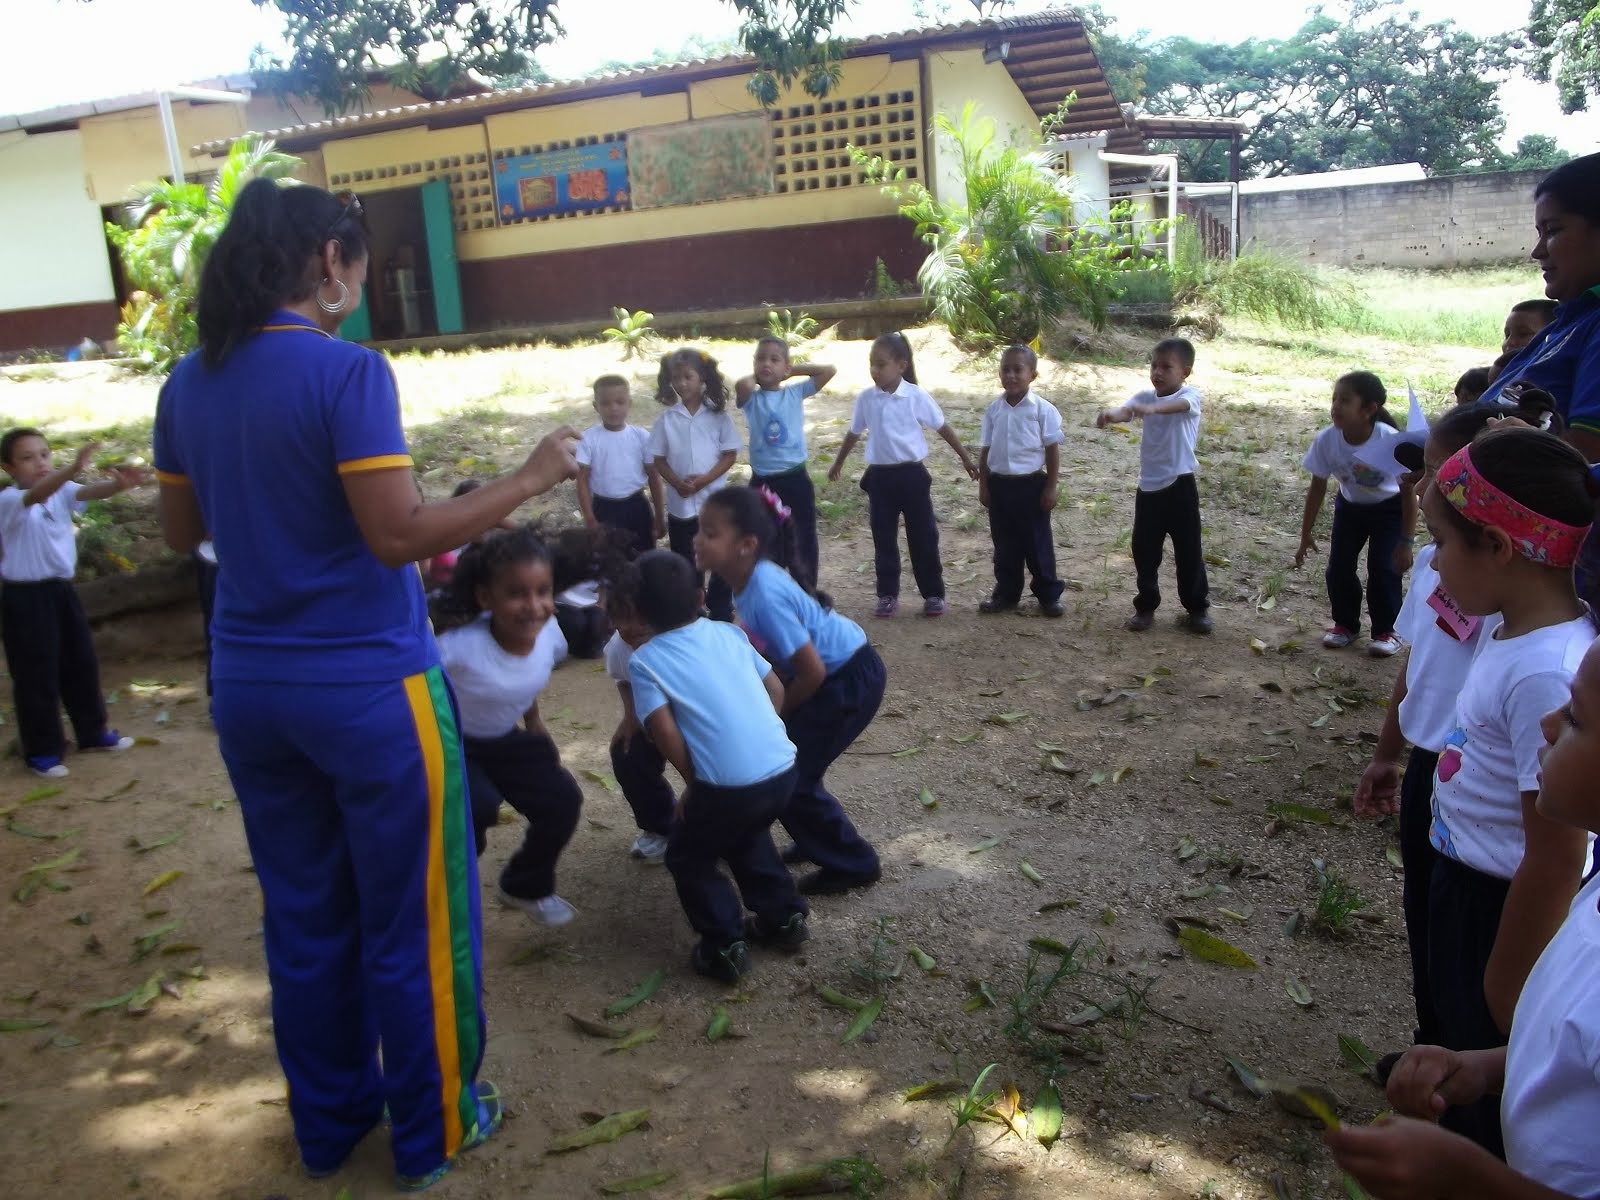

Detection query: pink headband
xmin=1434 ymin=444 xmax=1591 ymax=569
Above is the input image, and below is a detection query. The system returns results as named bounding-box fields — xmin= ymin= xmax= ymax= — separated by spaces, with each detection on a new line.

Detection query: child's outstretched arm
xmin=936 ymin=423 xmax=979 ymax=480
xmin=77 ymin=464 xmax=149 ymax=502
xmin=1484 ymin=792 xmax=1586 ymax=1031
xmin=794 ymin=362 xmax=836 ymax=392
xmin=827 ymin=432 xmax=861 ymax=481
xmin=1327 ymin=1114 xmax=1569 ymax=1200
xmin=22 ymin=441 xmax=97 ymax=507
xmin=1295 ymin=476 xmax=1328 ymax=567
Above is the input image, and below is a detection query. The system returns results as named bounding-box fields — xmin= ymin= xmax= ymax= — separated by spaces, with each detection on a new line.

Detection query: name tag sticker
xmin=1427 ymin=585 xmax=1480 ymax=642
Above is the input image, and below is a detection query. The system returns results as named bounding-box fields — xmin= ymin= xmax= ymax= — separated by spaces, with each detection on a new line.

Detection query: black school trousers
xmin=1327 ymin=494 xmax=1404 ymax=637
xmin=593 ymin=490 xmax=655 ymax=558
xmin=1131 ymin=474 xmax=1209 ymax=615
xmin=780 ymin=645 xmax=884 ymax=877
xmin=1426 ymin=852 xmax=1510 ymax=1159
xmin=464 ymin=728 xmax=582 ymax=901
xmin=1 ymin=579 xmax=109 ymax=761
xmin=667 ymin=515 xmax=733 ymax=621
xmin=986 ymin=472 xmax=1063 ymax=605
xmin=611 ymin=728 xmax=674 ymax=836
xmin=750 ymin=464 xmax=820 ymax=592
xmin=664 ymin=766 xmax=807 ymax=950
xmin=862 ymin=462 xmax=943 ymax=601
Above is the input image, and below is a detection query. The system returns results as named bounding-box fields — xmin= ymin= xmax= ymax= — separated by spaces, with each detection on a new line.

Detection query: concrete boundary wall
xmin=1193 ymin=168 xmax=1547 ymax=269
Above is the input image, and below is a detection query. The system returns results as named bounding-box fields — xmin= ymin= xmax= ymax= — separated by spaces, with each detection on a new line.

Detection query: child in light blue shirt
xmin=626 ymin=550 xmax=809 ymax=984
xmin=735 ymin=336 xmax=835 ymax=592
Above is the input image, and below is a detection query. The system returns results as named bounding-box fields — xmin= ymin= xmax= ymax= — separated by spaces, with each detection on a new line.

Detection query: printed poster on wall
xmin=627 ymin=114 xmax=773 ymax=210
xmin=494 ymin=141 xmax=630 ymax=222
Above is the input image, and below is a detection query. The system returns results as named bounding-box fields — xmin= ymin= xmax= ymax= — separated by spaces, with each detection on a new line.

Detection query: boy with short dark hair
xmin=575 ymin=375 xmax=663 ymax=556
xmin=0 ymin=428 xmax=145 ymax=777
xmin=1095 ymin=337 xmax=1212 ymax=636
xmin=1503 ymin=298 xmax=1558 ymax=356
xmin=976 ymin=344 xmax=1065 ymax=618
xmin=625 ymin=550 xmax=809 ymax=984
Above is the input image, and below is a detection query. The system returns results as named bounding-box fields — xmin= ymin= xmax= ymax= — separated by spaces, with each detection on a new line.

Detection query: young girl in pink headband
xmin=1378 ymin=425 xmax=1598 ymax=1161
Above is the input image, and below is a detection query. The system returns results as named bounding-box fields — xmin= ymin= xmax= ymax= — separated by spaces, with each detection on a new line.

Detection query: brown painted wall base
xmin=0 ymin=301 xmax=119 ymax=355
xmin=459 ymin=215 xmax=925 ymax=330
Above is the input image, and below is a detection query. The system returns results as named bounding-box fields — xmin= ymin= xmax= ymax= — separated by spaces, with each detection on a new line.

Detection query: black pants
xmin=781 ymin=645 xmax=884 ymax=876
xmin=665 ymin=766 xmax=806 ymax=950
xmin=555 ymin=603 xmax=608 ymax=659
xmin=750 ymin=465 xmax=820 ymax=592
xmin=1426 ymin=852 xmax=1510 ymax=1159
xmin=1399 ymin=746 xmax=1441 ymax=1046
xmin=611 ymin=728 xmax=674 ymax=836
xmin=1327 ymin=494 xmax=1403 ymax=637
xmin=464 ymin=728 xmax=582 ymax=900
xmin=667 ymin=515 xmax=733 ymax=621
xmin=862 ymin=463 xmax=942 ymax=600
xmin=1 ymin=579 xmax=109 ymax=761
xmin=194 ymin=553 xmax=218 ymax=697
xmin=986 ymin=472 xmax=1063 ymax=605
xmin=593 ymin=491 xmax=655 ymax=558
xmin=1132 ymin=474 xmax=1208 ymax=615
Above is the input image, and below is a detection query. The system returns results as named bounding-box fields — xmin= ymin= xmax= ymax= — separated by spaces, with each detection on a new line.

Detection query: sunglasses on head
xmin=322 ymin=190 xmax=365 ymax=243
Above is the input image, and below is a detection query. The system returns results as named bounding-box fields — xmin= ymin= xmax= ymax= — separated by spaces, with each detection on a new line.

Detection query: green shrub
xmin=602 ymin=306 xmax=656 ymax=360
xmin=766 ymin=307 xmax=818 ymax=347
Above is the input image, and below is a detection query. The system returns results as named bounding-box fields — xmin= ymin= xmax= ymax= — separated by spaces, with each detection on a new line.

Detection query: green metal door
xmin=421 ymin=179 xmax=464 ymax=334
xmin=339 ymin=288 xmax=372 ymax=342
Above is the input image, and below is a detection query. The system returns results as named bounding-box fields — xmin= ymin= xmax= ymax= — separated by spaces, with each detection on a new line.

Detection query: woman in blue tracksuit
xmin=153 ymin=179 xmax=576 ymax=1191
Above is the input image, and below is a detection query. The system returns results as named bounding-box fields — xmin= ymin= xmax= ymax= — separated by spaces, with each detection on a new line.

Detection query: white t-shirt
xmin=0 ymin=482 xmax=85 ymax=582
xmin=1395 ymin=545 xmax=1484 ymax=753
xmin=437 ymin=615 xmax=567 ymax=740
xmin=848 ymin=380 xmax=945 ymax=466
xmin=1501 ymin=871 xmax=1600 ymax=1195
xmin=576 ymin=424 xmax=651 ymax=499
xmin=646 ymin=402 xmax=742 ymax=520
xmin=1302 ymin=424 xmax=1403 ymax=504
xmin=603 ymin=630 xmax=634 ymax=685
xmin=1129 ymin=384 xmax=1202 ymax=492
xmin=1431 ymin=612 xmax=1596 ymax=879
xmin=979 ymin=391 xmax=1064 ymax=476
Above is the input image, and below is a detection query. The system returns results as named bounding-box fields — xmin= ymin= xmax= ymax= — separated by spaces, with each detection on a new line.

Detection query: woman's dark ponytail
xmin=196 ymin=180 xmax=368 ymax=367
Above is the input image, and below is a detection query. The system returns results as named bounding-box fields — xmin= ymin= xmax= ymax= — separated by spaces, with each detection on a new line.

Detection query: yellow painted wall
xmin=686 ymin=53 xmax=915 ymax=119
xmin=923 ymin=49 xmax=1041 ymax=207
xmin=0 ymin=130 xmax=114 ymax=310
xmin=80 ymin=100 xmax=250 ymax=204
xmin=485 ymin=91 xmax=686 ymax=148
xmin=321 ymin=123 xmax=490 ymax=192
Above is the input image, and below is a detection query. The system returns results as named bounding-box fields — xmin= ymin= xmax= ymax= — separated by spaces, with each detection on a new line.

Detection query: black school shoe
xmin=744 ymin=912 xmax=811 ymax=953
xmin=797 ymin=864 xmax=882 ymax=896
xmin=1039 ymin=598 xmax=1065 ymax=618
xmin=1124 ymin=611 xmax=1154 ymax=632
xmin=690 ymin=939 xmax=751 ymax=984
xmin=978 ymin=595 xmax=1018 ymax=615
xmin=1183 ymin=610 xmax=1214 ymax=636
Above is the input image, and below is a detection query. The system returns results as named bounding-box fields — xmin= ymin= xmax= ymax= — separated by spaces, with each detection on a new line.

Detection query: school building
xmin=0 ymin=9 xmax=1226 ymax=352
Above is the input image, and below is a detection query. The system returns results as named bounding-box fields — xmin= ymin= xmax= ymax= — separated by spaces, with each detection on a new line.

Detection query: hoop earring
xmin=316 ymin=277 xmax=349 ymax=314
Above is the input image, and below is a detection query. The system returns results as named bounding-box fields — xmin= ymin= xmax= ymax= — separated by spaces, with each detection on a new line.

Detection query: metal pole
xmin=1230 ymin=181 xmax=1240 ymax=261
xmin=1166 ymin=156 xmax=1178 ymax=266
xmin=156 ymin=91 xmax=185 ymax=183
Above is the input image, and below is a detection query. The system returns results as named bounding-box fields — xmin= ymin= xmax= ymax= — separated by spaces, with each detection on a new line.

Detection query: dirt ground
xmin=0 ymin=314 xmax=1500 ymax=1199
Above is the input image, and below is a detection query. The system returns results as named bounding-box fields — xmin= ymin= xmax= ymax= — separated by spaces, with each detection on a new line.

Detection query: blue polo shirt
xmin=1482 ymin=287 xmax=1600 ymax=436
xmin=153 ymin=311 xmax=435 ymax=684
xmin=744 ymin=379 xmax=815 ymax=475
xmin=627 ymin=619 xmax=795 ymax=787
xmin=734 ymin=560 xmax=866 ymax=678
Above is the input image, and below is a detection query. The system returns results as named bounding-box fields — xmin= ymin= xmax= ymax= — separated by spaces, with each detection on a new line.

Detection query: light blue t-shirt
xmin=735 ymin=560 xmax=867 ymax=679
xmin=744 ymin=379 xmax=816 ymax=475
xmin=628 ymin=619 xmax=796 ymax=787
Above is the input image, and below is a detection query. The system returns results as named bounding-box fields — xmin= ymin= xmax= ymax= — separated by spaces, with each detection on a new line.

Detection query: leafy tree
xmin=856 ymin=103 xmax=1154 ymax=348
xmin=238 ymin=0 xmax=854 ymax=112
xmin=1081 ymin=1 xmax=1512 ymax=180
xmin=1492 ymin=134 xmax=1575 ymax=172
xmin=1528 ymin=0 xmax=1600 ymax=113
xmin=106 ymin=136 xmax=301 ymax=373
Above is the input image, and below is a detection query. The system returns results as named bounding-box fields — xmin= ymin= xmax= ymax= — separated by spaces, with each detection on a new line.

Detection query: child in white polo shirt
xmin=0 ymin=428 xmax=143 ymax=777
xmin=647 ymin=348 xmax=741 ymax=621
xmin=977 ymin=345 xmax=1065 ymax=618
xmin=1096 ymin=337 xmax=1212 ymax=636
xmin=576 ymin=374 xmax=662 ymax=557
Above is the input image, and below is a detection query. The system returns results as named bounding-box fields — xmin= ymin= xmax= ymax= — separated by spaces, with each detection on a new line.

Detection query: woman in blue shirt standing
xmin=153 ymin=180 xmax=576 ymax=1191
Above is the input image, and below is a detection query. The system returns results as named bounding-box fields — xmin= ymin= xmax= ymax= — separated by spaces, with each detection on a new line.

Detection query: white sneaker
xmin=498 ymin=887 xmax=576 ymax=926
xmin=29 ymin=761 xmax=69 ymax=779
xmin=630 ymin=832 xmax=669 ymax=863
xmin=1367 ymin=632 xmax=1404 ymax=658
xmin=1322 ymin=626 xmax=1355 ymax=649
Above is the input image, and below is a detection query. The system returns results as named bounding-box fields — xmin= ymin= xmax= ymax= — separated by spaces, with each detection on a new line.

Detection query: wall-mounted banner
xmin=627 ymin=114 xmax=774 ymax=209
xmin=494 ymin=141 xmax=629 ymax=222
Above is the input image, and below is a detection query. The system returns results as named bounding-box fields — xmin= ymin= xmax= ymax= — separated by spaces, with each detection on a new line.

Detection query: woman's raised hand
xmin=517 ymin=428 xmax=580 ymax=497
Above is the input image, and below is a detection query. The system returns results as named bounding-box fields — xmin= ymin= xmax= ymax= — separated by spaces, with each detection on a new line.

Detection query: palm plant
xmin=856 ymin=103 xmax=1153 ymax=349
xmin=106 ymin=135 xmax=301 ymax=372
